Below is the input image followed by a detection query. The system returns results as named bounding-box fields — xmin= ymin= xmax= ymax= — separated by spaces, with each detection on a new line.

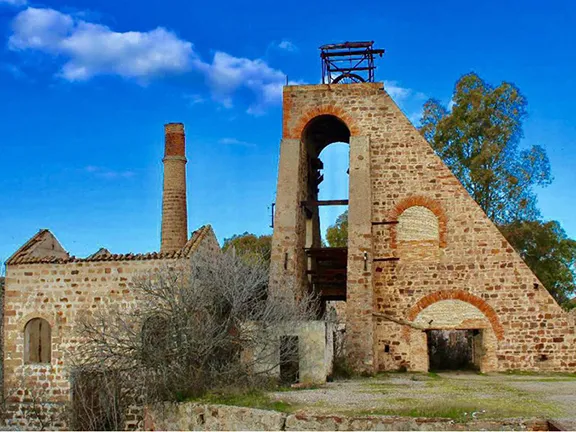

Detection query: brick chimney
xmin=161 ymin=123 xmax=188 ymax=253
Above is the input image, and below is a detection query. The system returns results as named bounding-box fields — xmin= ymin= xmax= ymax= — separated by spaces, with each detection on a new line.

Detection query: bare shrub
xmin=72 ymin=249 xmax=317 ymax=428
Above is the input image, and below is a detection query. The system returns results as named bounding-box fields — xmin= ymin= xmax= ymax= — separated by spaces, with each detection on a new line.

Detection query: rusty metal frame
xmin=320 ymin=41 xmax=385 ymax=84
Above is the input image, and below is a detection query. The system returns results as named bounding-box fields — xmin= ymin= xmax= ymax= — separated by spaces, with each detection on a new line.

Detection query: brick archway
xmin=407 ymin=290 xmax=504 ymax=340
xmin=283 ymin=104 xmax=360 ymax=139
xmin=389 ymin=195 xmax=447 ymax=248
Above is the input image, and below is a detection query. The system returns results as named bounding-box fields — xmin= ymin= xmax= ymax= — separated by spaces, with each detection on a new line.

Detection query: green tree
xmin=499 ymin=220 xmax=576 ymax=307
xmin=420 ymin=72 xmax=552 ymax=225
xmin=326 ymin=211 xmax=348 ymax=247
xmin=420 ymin=73 xmax=575 ymax=307
xmin=222 ymin=232 xmax=272 ymax=263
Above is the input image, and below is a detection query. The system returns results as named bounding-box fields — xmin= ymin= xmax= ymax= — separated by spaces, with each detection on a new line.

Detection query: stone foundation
xmin=145 ymin=403 xmax=551 ymax=431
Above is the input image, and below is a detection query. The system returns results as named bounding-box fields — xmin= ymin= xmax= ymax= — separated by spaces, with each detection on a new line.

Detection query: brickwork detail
xmin=2 ymin=226 xmax=220 ymax=430
xmin=407 ymin=290 xmax=505 ymax=340
xmin=283 ymin=101 xmax=361 ymax=139
xmin=161 ymin=123 xmax=188 ymax=253
xmin=397 ymin=206 xmax=439 ymax=242
xmin=390 ymin=195 xmax=447 ymax=248
xmin=271 ymin=82 xmax=576 ymax=374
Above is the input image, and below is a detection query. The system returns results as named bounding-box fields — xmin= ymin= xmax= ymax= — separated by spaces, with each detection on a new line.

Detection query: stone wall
xmin=2 ymin=226 xmax=220 ymax=430
xmin=272 ymin=82 xmax=576 ymax=373
xmin=250 ymin=321 xmax=334 ymax=385
xmin=145 ymin=402 xmax=550 ymax=431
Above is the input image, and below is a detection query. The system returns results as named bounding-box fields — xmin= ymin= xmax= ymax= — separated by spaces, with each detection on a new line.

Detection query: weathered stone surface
xmin=146 ymin=403 xmax=286 ymax=431
xmin=2 ymin=227 xmax=221 ymax=430
xmin=161 ymin=122 xmax=188 ymax=253
xmin=146 ymin=403 xmax=550 ymax=431
xmin=270 ymin=82 xmax=576 ymax=374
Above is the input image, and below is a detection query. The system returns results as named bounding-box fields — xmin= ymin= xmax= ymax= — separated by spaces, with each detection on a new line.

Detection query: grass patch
xmin=187 ymin=389 xmax=296 ymax=413
xmin=276 ymin=384 xmax=321 ymax=392
xmin=503 ymin=370 xmax=576 ymax=378
xmin=351 ymin=405 xmax=471 ymax=421
xmin=346 ymin=396 xmax=561 ymax=422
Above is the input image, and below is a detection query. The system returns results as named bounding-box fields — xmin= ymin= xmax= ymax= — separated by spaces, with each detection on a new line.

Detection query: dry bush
xmin=71 ymin=249 xmax=317 ymax=429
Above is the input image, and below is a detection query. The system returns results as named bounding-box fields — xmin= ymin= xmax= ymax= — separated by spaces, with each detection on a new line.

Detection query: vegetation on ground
xmin=72 ymin=249 xmax=317 ymax=429
xmin=187 ymin=389 xmax=296 ymax=413
xmin=267 ymin=373 xmax=565 ymax=422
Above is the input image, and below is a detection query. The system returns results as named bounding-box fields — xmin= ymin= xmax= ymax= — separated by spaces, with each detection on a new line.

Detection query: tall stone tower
xmin=269 ymin=42 xmax=576 ymax=374
xmin=161 ymin=122 xmax=188 ymax=252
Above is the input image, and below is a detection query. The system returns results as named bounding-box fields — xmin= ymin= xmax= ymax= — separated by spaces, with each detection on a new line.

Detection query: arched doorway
xmin=408 ymin=296 xmax=500 ymax=372
xmin=301 ymin=115 xmax=350 ymax=309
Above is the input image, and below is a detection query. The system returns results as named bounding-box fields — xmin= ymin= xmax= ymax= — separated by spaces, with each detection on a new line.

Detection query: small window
xmin=141 ymin=315 xmax=169 ymax=366
xmin=24 ymin=318 xmax=51 ymax=364
xmin=397 ymin=206 xmax=439 ymax=242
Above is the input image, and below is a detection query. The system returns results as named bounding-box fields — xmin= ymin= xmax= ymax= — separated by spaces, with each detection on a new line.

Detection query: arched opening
xmin=301 ymin=115 xmax=350 ymax=309
xmin=407 ymin=294 xmax=501 ymax=373
xmin=397 ymin=205 xmax=440 ymax=261
xmin=24 ymin=318 xmax=51 ymax=364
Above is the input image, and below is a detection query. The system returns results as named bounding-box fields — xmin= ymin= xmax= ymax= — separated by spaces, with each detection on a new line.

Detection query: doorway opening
xmin=426 ymin=329 xmax=482 ymax=371
xmin=279 ymin=336 xmax=299 ymax=384
xmin=302 ymin=115 xmax=350 ymax=309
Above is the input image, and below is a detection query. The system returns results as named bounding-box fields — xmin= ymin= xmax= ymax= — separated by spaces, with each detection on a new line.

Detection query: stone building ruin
xmin=2 ymin=40 xmax=576 ymax=430
xmin=2 ymin=124 xmax=221 ymax=428
xmin=269 ymin=41 xmax=576 ymax=374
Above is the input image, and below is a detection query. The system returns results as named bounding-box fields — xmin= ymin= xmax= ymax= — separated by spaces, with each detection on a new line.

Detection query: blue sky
xmin=1 ymin=0 xmax=575 ymax=265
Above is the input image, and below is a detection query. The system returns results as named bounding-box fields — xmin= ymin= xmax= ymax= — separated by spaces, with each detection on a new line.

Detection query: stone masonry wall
xmin=161 ymin=123 xmax=188 ymax=253
xmin=2 ymin=228 xmax=221 ymax=430
xmin=278 ymin=83 xmax=576 ymax=373
xmin=145 ymin=402 xmax=551 ymax=431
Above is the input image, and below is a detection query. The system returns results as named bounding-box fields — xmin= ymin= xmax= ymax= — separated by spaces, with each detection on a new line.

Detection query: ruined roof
xmin=85 ymin=248 xmax=111 ymax=259
xmin=5 ymin=225 xmax=214 ymax=265
xmin=5 ymin=229 xmax=69 ymax=265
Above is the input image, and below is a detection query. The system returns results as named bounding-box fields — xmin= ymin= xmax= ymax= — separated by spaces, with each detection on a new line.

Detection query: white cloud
xmin=384 ymin=80 xmax=411 ymax=101
xmin=84 ymin=165 xmax=135 ymax=179
xmin=7 ymin=7 xmax=294 ymax=113
xmin=1 ymin=63 xmax=26 ymax=79
xmin=277 ymin=40 xmax=297 ymax=52
xmin=9 ymin=7 xmax=193 ymax=81
xmin=408 ymin=110 xmax=423 ymax=126
xmin=218 ymin=137 xmax=256 ymax=147
xmin=0 ymin=0 xmax=27 ymax=6
xmin=194 ymin=51 xmax=287 ymax=114
xmin=447 ymin=99 xmax=456 ymax=111
xmin=183 ymin=93 xmax=205 ymax=106
xmin=9 ymin=8 xmax=73 ymax=52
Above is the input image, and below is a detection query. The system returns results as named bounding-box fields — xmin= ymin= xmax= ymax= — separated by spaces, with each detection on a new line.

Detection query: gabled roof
xmin=5 ymin=225 xmax=215 ymax=265
xmin=5 ymin=229 xmax=69 ymax=265
xmin=86 ymin=248 xmax=112 ymax=260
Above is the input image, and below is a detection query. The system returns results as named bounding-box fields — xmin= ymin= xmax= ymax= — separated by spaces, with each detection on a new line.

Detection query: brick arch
xmin=390 ymin=195 xmax=447 ymax=248
xmin=407 ymin=290 xmax=504 ymax=340
xmin=19 ymin=312 xmax=57 ymax=335
xmin=283 ymin=104 xmax=360 ymax=140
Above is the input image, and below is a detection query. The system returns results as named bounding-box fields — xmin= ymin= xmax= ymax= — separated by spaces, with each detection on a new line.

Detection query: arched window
xmin=397 ymin=206 xmax=440 ymax=260
xmin=397 ymin=206 xmax=439 ymax=242
xmin=24 ymin=318 xmax=51 ymax=364
xmin=141 ymin=314 xmax=169 ymax=366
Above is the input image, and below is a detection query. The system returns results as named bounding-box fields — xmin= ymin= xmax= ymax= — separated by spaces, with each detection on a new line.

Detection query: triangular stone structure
xmin=269 ymin=82 xmax=576 ymax=373
xmin=6 ymin=229 xmax=69 ymax=265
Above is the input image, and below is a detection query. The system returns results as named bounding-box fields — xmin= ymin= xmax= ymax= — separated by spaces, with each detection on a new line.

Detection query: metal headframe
xmin=320 ymin=41 xmax=385 ymax=84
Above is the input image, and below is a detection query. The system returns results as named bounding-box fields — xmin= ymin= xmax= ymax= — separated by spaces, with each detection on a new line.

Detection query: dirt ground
xmin=268 ymin=372 xmax=576 ymax=426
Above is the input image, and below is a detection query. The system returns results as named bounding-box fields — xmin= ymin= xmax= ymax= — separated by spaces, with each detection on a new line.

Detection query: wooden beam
xmin=373 ymin=257 xmax=400 ymax=262
xmin=301 ymin=199 xmax=349 ymax=207
xmin=372 ymin=220 xmax=399 ymax=225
